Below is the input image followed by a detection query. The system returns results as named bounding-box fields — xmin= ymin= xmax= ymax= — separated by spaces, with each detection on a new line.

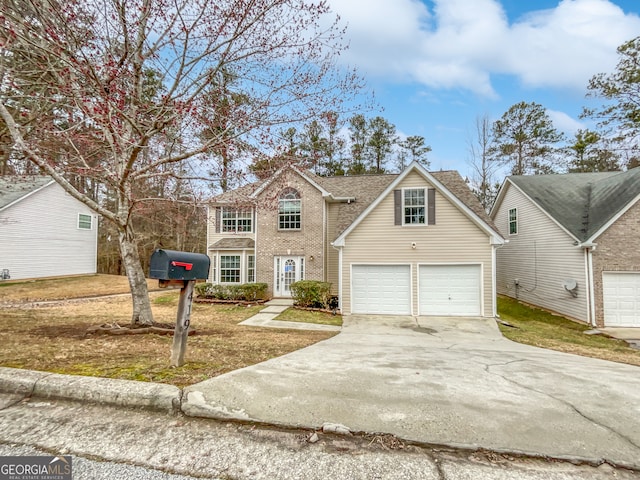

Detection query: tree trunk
xmin=118 ymin=224 xmax=155 ymax=327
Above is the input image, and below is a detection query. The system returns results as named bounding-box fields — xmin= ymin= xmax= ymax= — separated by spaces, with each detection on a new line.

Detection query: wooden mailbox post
xmin=149 ymin=249 xmax=210 ymax=367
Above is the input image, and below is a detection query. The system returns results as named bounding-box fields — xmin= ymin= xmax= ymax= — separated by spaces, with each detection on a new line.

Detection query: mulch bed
xmin=193 ymin=298 xmax=268 ymax=305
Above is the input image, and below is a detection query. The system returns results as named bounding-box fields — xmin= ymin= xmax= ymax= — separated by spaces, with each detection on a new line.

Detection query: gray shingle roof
xmin=508 ymin=168 xmax=640 ymax=241
xmin=0 ymin=176 xmax=53 ymax=211
xmin=209 ymin=238 xmax=255 ymax=250
xmin=210 ymin=166 xmax=498 ymax=240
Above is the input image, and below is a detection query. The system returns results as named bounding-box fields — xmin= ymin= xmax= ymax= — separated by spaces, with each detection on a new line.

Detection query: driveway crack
xmin=484 ymin=361 xmax=640 ymax=451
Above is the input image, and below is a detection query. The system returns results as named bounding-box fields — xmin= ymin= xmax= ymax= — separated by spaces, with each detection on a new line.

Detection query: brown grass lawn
xmin=0 ymin=276 xmax=336 ymax=387
xmin=0 ymin=274 xmax=158 ymax=303
xmin=498 ymin=296 xmax=640 ymax=367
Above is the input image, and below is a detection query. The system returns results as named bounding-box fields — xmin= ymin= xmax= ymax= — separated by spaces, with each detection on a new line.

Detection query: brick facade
xmin=255 ymin=169 xmax=325 ymax=297
xmin=591 ymin=199 xmax=640 ymax=327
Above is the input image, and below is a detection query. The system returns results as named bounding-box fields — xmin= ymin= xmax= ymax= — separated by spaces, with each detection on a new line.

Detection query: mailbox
xmin=149 ymin=249 xmax=210 ymax=281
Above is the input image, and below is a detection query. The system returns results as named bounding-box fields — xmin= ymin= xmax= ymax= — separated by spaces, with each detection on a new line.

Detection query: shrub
xmin=195 ymin=282 xmax=268 ymax=301
xmin=290 ymin=280 xmax=332 ymax=308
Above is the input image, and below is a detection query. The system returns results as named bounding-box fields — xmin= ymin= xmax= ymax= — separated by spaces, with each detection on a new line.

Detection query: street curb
xmin=0 ymin=367 xmax=181 ymax=414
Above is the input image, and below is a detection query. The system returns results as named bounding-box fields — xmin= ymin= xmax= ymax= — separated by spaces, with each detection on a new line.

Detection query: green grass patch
xmin=274 ymin=307 xmax=342 ymax=326
xmin=153 ymin=293 xmax=179 ymax=305
xmin=498 ymin=296 xmax=640 ymax=366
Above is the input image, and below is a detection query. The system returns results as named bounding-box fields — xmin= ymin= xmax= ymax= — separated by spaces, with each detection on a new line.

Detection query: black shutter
xmin=394 ymin=190 xmax=402 ymax=225
xmin=215 ymin=207 xmax=221 ymax=233
xmin=427 ymin=188 xmax=436 ymax=225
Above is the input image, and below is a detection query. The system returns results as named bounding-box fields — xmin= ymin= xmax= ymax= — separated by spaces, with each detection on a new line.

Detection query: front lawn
xmin=274 ymin=307 xmax=342 ymax=326
xmin=0 ymin=279 xmax=337 ymax=386
xmin=498 ymin=296 xmax=640 ymax=367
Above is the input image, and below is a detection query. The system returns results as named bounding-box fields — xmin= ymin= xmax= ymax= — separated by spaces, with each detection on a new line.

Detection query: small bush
xmin=195 ymin=282 xmax=268 ymax=301
xmin=290 ymin=280 xmax=332 ymax=308
xmin=239 ymin=283 xmax=268 ymax=301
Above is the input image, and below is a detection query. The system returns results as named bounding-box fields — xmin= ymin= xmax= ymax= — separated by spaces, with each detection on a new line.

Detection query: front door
xmin=274 ymin=256 xmax=303 ymax=297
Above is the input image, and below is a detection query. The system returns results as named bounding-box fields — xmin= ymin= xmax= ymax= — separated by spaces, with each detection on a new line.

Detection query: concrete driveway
xmin=183 ymin=315 xmax=640 ymax=469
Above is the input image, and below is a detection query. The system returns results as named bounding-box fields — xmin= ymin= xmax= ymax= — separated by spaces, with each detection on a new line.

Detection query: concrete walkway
xmin=183 ymin=315 xmax=640 ymax=469
xmin=599 ymin=328 xmax=640 ymax=349
xmin=238 ymin=299 xmax=341 ymax=332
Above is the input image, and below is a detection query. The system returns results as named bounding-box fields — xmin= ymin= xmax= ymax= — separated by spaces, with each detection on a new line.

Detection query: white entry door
xmin=274 ymin=256 xmax=303 ymax=297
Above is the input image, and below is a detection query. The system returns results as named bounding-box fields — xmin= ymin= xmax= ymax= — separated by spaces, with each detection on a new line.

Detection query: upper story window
xmin=222 ymin=208 xmax=252 ymax=233
xmin=403 ymin=188 xmax=426 ymax=225
xmin=78 ymin=213 xmax=92 ymax=230
xmin=508 ymin=208 xmax=518 ymax=235
xmin=279 ymin=188 xmax=301 ymax=230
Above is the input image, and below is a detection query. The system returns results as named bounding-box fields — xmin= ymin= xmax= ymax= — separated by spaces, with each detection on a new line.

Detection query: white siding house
xmin=491 ymin=169 xmax=640 ymax=328
xmin=492 ymin=181 xmax=589 ymax=322
xmin=0 ymin=177 xmax=98 ymax=280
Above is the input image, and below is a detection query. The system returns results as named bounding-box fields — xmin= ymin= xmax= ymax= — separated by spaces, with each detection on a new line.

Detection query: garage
xmin=603 ymin=272 xmax=640 ymax=327
xmin=419 ymin=264 xmax=481 ymax=316
xmin=352 ymin=264 xmax=411 ymax=315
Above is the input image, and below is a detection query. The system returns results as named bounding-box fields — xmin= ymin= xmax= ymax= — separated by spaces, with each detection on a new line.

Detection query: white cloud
xmin=328 ymin=0 xmax=640 ymax=96
xmin=547 ymin=109 xmax=584 ymax=135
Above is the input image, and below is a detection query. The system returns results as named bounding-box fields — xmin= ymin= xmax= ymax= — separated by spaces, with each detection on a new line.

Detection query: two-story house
xmin=207 ymin=162 xmax=504 ymax=316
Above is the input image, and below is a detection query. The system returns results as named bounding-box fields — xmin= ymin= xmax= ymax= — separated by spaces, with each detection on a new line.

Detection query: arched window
xmin=279 ymin=188 xmax=301 ymax=230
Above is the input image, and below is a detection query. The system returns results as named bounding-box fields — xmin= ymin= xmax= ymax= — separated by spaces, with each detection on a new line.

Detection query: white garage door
xmin=419 ymin=265 xmax=481 ymax=316
xmin=603 ymin=272 xmax=640 ymax=327
xmin=352 ymin=265 xmax=411 ymax=315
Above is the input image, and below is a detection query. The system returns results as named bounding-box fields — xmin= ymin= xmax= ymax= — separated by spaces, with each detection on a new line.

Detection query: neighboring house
xmin=207 ymin=162 xmax=504 ymax=316
xmin=491 ymin=168 xmax=640 ymax=328
xmin=0 ymin=176 xmax=98 ymax=280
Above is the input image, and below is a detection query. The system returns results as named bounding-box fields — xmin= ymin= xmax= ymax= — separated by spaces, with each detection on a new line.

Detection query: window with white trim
xmin=220 ymin=255 xmax=241 ymax=283
xmin=403 ymin=189 xmax=425 ymax=225
xmin=222 ymin=208 xmax=252 ymax=233
xmin=78 ymin=213 xmax=92 ymax=230
xmin=279 ymin=188 xmax=301 ymax=230
xmin=508 ymin=208 xmax=518 ymax=235
xmin=247 ymin=255 xmax=255 ymax=283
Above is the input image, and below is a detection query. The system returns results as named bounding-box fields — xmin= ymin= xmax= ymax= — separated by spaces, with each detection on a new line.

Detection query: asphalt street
xmin=0 ymin=398 xmax=637 ymax=480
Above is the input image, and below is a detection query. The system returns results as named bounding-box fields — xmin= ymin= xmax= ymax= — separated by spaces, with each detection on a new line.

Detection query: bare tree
xmin=0 ymin=0 xmax=364 ymax=326
xmin=467 ymin=115 xmax=497 ymax=211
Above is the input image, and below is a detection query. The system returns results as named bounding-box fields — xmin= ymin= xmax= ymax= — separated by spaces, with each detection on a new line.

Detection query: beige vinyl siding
xmin=325 ymin=202 xmax=340 ymax=294
xmin=0 ymin=183 xmax=97 ymax=280
xmin=341 ymin=171 xmax=494 ymax=316
xmin=494 ymin=184 xmax=588 ymax=322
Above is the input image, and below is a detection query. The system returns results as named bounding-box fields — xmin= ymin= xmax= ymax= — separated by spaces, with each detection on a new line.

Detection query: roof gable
xmin=0 ymin=176 xmax=54 ymax=212
xmin=501 ymin=169 xmax=640 ymax=242
xmin=333 ymin=162 xmax=504 ymax=246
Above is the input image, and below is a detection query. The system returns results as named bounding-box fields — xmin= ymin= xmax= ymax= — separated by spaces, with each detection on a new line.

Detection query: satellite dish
xmin=563 ymin=279 xmax=578 ymax=297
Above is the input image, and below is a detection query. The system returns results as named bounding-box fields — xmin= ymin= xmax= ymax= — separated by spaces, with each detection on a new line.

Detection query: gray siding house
xmin=207 ymin=162 xmax=504 ymax=316
xmin=491 ymin=168 xmax=640 ymax=328
xmin=0 ymin=176 xmax=98 ymax=280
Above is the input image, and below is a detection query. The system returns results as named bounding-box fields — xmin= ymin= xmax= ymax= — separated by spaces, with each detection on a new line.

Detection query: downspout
xmin=586 ymin=246 xmax=597 ymax=327
xmin=331 ymin=242 xmax=343 ymax=313
xmin=493 ymin=240 xmax=507 ymax=318
xmin=492 ymin=244 xmax=498 ymax=317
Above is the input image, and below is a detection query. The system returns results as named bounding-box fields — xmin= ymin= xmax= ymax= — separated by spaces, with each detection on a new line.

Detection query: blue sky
xmin=326 ymin=0 xmax=640 ymax=180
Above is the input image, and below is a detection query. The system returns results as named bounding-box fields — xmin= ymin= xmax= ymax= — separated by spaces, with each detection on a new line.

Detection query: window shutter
xmin=427 ymin=188 xmax=436 ymax=225
xmin=394 ymin=190 xmax=402 ymax=225
xmin=215 ymin=207 xmax=221 ymax=233
xmin=252 ymin=208 xmax=256 ymax=233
